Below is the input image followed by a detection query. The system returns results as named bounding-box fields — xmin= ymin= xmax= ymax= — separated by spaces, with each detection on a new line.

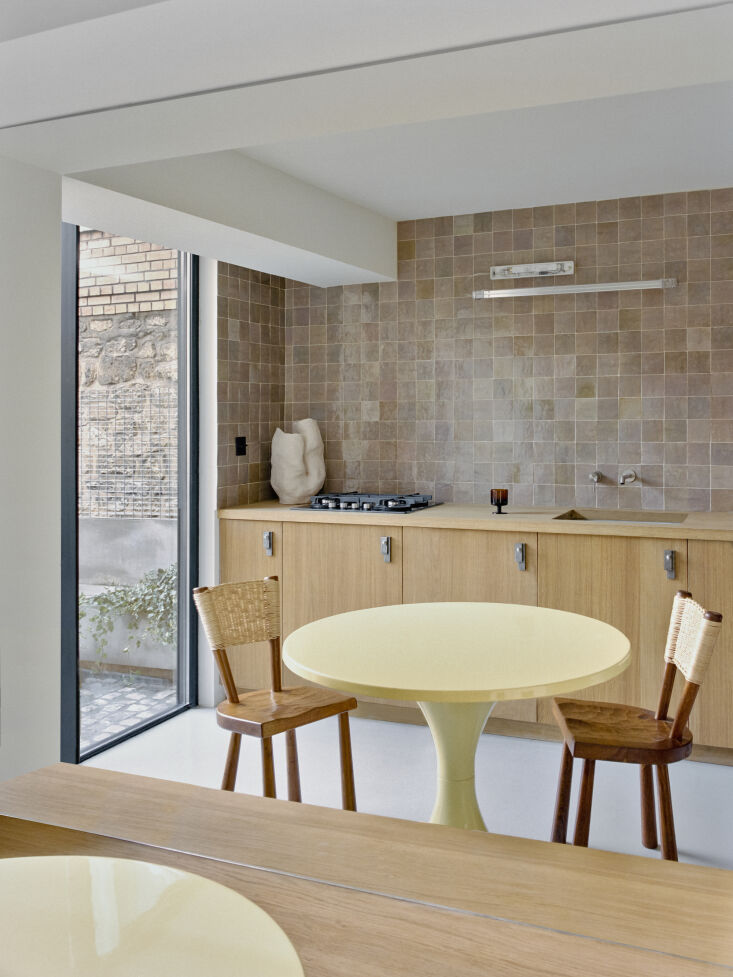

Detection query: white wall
xmin=0 ymin=156 xmax=62 ymax=779
xmin=197 ymin=257 xmax=220 ymax=707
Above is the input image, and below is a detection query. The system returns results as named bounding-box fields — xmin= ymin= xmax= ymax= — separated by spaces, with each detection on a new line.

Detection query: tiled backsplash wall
xmin=283 ymin=187 xmax=733 ymax=510
xmin=217 ymin=263 xmax=285 ymax=507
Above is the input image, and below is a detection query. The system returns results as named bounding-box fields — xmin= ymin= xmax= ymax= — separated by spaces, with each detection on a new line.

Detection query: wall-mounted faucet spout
xmin=619 ymin=468 xmax=637 ymax=485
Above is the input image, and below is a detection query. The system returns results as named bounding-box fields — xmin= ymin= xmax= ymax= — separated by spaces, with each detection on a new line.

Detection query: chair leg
xmin=261 ymin=737 xmax=276 ymax=799
xmin=573 ymin=759 xmax=595 ymax=847
xmin=338 ymin=712 xmax=356 ymax=812
xmin=640 ymin=764 xmax=658 ymax=850
xmin=285 ymin=729 xmax=302 ymax=802
xmin=552 ymin=744 xmax=574 ymax=844
xmin=656 ymin=764 xmax=678 ymax=861
xmin=221 ymin=732 xmax=241 ymax=791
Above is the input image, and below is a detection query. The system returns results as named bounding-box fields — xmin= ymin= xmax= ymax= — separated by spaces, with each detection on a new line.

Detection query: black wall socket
xmin=235 ymin=436 xmax=247 ymax=456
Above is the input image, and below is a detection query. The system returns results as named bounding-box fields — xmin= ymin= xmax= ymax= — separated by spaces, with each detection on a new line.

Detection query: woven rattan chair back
xmin=193 ymin=577 xmax=282 ymax=702
xmin=664 ymin=590 xmax=722 ymax=685
xmin=194 ymin=578 xmax=280 ymax=648
xmin=657 ymin=590 xmax=723 ymax=737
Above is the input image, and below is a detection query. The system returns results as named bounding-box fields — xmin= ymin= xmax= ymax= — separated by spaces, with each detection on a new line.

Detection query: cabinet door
xmin=403 ymin=528 xmax=538 ymax=721
xmin=687 ymin=540 xmax=733 ymax=748
xmin=537 ymin=534 xmax=687 ymax=725
xmin=282 ymin=523 xmax=402 ymax=688
xmin=219 ymin=519 xmax=282 ymax=690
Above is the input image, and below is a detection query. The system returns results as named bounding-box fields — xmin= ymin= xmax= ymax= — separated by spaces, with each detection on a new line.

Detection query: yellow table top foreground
xmin=0 ymin=854 xmax=303 ymax=977
xmin=283 ymin=602 xmax=631 ymax=702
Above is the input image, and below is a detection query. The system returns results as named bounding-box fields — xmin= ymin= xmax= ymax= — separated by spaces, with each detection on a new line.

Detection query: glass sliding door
xmin=61 ymin=225 xmax=197 ymax=760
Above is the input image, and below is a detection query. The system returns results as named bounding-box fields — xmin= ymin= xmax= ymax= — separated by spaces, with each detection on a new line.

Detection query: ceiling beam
xmin=1 ymin=5 xmax=730 ymax=174
xmin=65 ymin=153 xmax=396 ymax=286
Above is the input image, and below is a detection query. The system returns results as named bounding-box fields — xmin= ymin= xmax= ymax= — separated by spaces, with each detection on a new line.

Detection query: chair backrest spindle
xmin=656 ymin=590 xmax=690 ymax=720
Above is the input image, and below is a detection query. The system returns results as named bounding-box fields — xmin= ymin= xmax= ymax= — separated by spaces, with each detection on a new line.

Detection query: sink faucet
xmin=619 ymin=468 xmax=637 ymax=486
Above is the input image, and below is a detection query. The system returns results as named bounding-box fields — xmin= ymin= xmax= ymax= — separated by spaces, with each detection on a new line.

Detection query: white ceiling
xmin=243 ymin=82 xmax=733 ymax=219
xmin=0 ymin=0 xmax=167 ymax=43
xmin=0 ymin=0 xmax=723 ymax=128
xmin=1 ymin=1 xmax=731 ymax=280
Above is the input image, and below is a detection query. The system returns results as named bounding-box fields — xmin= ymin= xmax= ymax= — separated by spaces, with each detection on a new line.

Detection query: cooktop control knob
xmin=328 ymin=501 xmax=338 ymax=509
xmin=351 ymin=502 xmax=360 ymax=509
xmin=362 ymin=502 xmax=372 ymax=510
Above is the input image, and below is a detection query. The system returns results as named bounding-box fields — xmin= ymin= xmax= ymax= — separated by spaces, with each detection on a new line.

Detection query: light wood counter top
xmin=1 ymin=764 xmax=732 ymax=974
xmin=219 ymin=499 xmax=733 ymax=541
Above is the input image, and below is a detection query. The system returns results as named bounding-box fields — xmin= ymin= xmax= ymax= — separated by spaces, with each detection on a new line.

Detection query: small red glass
xmin=490 ymin=488 xmax=508 ymax=515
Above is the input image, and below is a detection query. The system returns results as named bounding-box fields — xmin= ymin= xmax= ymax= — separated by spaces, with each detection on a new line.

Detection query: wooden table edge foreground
xmin=0 ymin=764 xmax=731 ymax=975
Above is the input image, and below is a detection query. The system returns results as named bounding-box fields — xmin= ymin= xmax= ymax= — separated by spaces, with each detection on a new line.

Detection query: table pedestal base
xmin=417 ymin=700 xmax=496 ymax=831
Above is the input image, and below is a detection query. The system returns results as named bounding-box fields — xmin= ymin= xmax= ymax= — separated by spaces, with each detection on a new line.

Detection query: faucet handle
xmin=589 ymin=471 xmax=603 ymax=484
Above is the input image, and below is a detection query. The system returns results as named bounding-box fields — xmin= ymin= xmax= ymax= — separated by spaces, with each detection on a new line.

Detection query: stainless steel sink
xmin=554 ymin=508 xmax=687 ymax=525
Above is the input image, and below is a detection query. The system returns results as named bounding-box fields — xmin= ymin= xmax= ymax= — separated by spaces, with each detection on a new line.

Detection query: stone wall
xmin=78 ymin=230 xmax=178 ymax=390
xmin=78 ymin=231 xmax=179 ymax=519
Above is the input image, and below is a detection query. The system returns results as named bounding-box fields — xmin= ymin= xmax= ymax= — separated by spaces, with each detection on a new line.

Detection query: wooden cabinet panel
xmin=282 ymin=522 xmax=403 ymax=690
xmin=688 ymin=540 xmax=733 ymax=748
xmin=219 ymin=519 xmax=282 ymax=691
xmin=537 ymin=534 xmax=687 ymax=725
xmin=403 ymin=528 xmax=538 ymax=721
xmin=638 ymin=539 xmax=689 ymax=716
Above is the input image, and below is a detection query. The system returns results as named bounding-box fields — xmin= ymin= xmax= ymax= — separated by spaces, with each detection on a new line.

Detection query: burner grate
xmin=302 ymin=492 xmax=441 ymax=514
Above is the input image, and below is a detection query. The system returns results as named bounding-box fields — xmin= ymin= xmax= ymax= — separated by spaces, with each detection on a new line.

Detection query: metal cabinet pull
xmin=664 ymin=549 xmax=676 ymax=580
xmin=263 ymin=530 xmax=274 ymax=557
xmin=380 ymin=536 xmax=391 ymax=563
xmin=515 ymin=542 xmax=526 ymax=572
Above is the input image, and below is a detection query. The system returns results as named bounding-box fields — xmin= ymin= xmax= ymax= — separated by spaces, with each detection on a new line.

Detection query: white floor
xmin=85 ymin=707 xmax=733 ymax=869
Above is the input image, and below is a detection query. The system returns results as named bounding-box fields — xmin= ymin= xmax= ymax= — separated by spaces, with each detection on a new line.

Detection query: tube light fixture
xmin=473 ymin=278 xmax=676 ymax=299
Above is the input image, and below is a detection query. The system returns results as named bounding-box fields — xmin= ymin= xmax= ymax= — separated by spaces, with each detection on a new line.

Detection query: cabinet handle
xmin=380 ymin=536 xmax=391 ymax=563
xmin=514 ymin=542 xmax=526 ymax=572
xmin=664 ymin=549 xmax=676 ymax=580
xmin=263 ymin=530 xmax=274 ymax=557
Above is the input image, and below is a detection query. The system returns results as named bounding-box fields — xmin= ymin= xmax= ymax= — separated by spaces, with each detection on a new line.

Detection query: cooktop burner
xmin=301 ymin=492 xmax=441 ymax=513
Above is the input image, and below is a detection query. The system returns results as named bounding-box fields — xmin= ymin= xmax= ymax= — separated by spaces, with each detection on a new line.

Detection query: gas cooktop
xmin=301 ymin=492 xmax=441 ymax=513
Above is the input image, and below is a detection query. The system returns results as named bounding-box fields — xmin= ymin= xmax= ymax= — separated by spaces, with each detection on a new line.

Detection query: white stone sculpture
xmin=270 ymin=418 xmax=326 ymax=504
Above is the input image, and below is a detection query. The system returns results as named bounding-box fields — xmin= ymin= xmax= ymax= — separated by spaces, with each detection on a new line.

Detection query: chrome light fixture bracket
xmin=490 ymin=261 xmax=574 ymax=280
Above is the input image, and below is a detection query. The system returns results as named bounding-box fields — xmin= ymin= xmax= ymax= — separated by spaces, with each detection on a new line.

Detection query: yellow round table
xmin=0 ymin=855 xmax=304 ymax=976
xmin=283 ymin=602 xmax=630 ymax=831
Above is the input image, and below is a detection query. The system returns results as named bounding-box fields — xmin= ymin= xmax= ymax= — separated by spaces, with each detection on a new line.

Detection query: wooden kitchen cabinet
xmin=403 ymin=527 xmax=538 ymax=722
xmin=687 ymin=540 xmax=733 ymax=748
xmin=537 ymin=534 xmax=688 ymax=725
xmin=218 ymin=509 xmax=732 ymax=758
xmin=281 ymin=522 xmax=403 ymax=696
xmin=219 ymin=519 xmax=282 ymax=690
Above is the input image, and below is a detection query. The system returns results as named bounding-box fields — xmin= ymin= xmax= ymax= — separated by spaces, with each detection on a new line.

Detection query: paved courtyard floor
xmin=79 ymin=669 xmax=177 ymax=754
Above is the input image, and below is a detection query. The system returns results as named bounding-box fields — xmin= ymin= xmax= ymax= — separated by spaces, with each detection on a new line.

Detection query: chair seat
xmin=552 ymin=697 xmax=693 ymax=764
xmin=217 ymin=686 xmax=357 ymax=738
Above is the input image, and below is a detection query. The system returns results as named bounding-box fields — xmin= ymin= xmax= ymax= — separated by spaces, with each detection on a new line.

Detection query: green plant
xmin=79 ymin=563 xmax=178 ymax=660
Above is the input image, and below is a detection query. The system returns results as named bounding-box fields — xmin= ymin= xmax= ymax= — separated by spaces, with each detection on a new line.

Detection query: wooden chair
xmin=550 ymin=590 xmax=722 ymax=860
xmin=193 ymin=577 xmax=357 ymax=809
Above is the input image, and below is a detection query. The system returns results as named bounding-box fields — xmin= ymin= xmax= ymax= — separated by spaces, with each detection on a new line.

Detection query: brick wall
xmin=78 ymin=230 xmax=179 ymax=518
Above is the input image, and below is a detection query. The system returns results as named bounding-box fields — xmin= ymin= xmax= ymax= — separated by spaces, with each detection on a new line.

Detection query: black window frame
xmin=60 ymin=223 xmax=199 ymax=762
